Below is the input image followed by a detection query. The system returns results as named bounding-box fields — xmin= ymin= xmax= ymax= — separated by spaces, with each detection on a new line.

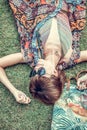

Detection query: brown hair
xmin=29 ymin=70 xmax=66 ymax=105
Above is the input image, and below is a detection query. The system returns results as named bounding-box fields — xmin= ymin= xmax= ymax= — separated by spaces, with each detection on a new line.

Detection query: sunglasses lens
xmin=29 ymin=67 xmax=46 ymax=77
xmin=38 ymin=67 xmax=46 ymax=76
xmin=29 ymin=70 xmax=36 ymax=77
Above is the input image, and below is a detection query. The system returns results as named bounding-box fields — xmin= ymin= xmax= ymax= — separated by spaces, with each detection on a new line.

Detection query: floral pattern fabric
xmin=51 ymin=84 xmax=87 ymax=130
xmin=9 ymin=0 xmax=86 ymax=68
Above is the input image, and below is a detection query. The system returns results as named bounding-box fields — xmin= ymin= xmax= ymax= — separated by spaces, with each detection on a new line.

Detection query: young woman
xmin=0 ymin=0 xmax=87 ymax=108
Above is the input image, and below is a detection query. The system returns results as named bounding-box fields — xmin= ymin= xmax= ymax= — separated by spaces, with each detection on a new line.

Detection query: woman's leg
xmin=0 ymin=53 xmax=31 ymax=104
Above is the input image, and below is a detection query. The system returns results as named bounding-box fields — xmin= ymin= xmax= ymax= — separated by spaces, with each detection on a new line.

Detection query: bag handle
xmin=66 ymin=70 xmax=87 ymax=90
xmin=76 ymin=70 xmax=87 ymax=80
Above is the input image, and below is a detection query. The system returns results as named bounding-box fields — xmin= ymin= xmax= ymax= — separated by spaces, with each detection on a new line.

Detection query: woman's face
xmin=34 ymin=59 xmax=58 ymax=77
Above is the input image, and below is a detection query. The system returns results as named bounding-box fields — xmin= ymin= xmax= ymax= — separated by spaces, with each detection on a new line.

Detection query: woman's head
xmin=29 ymin=64 xmax=66 ymax=105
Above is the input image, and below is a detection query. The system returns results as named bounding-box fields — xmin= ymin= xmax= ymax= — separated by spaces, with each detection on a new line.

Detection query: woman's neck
xmin=44 ymin=46 xmax=61 ymax=67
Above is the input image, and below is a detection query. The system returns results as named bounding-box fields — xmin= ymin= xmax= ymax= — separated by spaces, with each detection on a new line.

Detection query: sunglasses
xmin=29 ymin=67 xmax=46 ymax=77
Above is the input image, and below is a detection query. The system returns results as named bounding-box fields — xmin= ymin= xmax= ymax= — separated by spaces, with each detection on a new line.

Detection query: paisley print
xmin=9 ymin=0 xmax=86 ymax=68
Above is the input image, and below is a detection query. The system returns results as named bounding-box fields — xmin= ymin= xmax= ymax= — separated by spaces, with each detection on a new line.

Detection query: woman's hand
xmin=14 ymin=90 xmax=31 ymax=104
xmin=59 ymin=47 xmax=73 ymax=64
xmin=58 ymin=47 xmax=73 ymax=70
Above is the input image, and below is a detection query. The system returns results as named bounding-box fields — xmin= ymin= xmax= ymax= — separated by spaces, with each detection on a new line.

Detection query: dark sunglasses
xmin=29 ymin=67 xmax=46 ymax=77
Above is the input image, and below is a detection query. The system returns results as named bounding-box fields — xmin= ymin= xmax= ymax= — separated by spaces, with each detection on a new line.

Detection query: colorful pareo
xmin=9 ymin=0 xmax=86 ymax=68
xmin=51 ymin=84 xmax=87 ymax=130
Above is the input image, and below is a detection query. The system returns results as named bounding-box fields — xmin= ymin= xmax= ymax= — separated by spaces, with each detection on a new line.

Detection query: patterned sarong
xmin=9 ymin=0 xmax=86 ymax=68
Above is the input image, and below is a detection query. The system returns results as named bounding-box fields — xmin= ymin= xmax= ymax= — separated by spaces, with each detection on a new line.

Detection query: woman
xmin=0 ymin=0 xmax=87 ymax=106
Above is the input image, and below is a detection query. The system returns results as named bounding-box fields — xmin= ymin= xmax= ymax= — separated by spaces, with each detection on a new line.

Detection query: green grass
xmin=0 ymin=1 xmax=87 ymax=130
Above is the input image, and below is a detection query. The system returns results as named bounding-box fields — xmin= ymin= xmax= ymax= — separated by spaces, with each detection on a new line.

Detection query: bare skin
xmin=0 ymin=53 xmax=31 ymax=104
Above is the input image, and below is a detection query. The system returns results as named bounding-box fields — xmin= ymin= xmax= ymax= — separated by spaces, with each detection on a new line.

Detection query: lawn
xmin=0 ymin=1 xmax=87 ymax=130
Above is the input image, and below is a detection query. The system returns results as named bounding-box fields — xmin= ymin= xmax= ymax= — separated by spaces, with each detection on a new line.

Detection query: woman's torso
xmin=38 ymin=10 xmax=73 ymax=58
xmin=9 ymin=0 xmax=86 ymax=68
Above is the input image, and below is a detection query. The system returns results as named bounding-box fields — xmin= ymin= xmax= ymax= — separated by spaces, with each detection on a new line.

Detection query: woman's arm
xmin=61 ymin=50 xmax=87 ymax=64
xmin=59 ymin=50 xmax=87 ymax=68
xmin=76 ymin=50 xmax=87 ymax=63
xmin=0 ymin=53 xmax=31 ymax=104
xmin=0 ymin=53 xmax=25 ymax=68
